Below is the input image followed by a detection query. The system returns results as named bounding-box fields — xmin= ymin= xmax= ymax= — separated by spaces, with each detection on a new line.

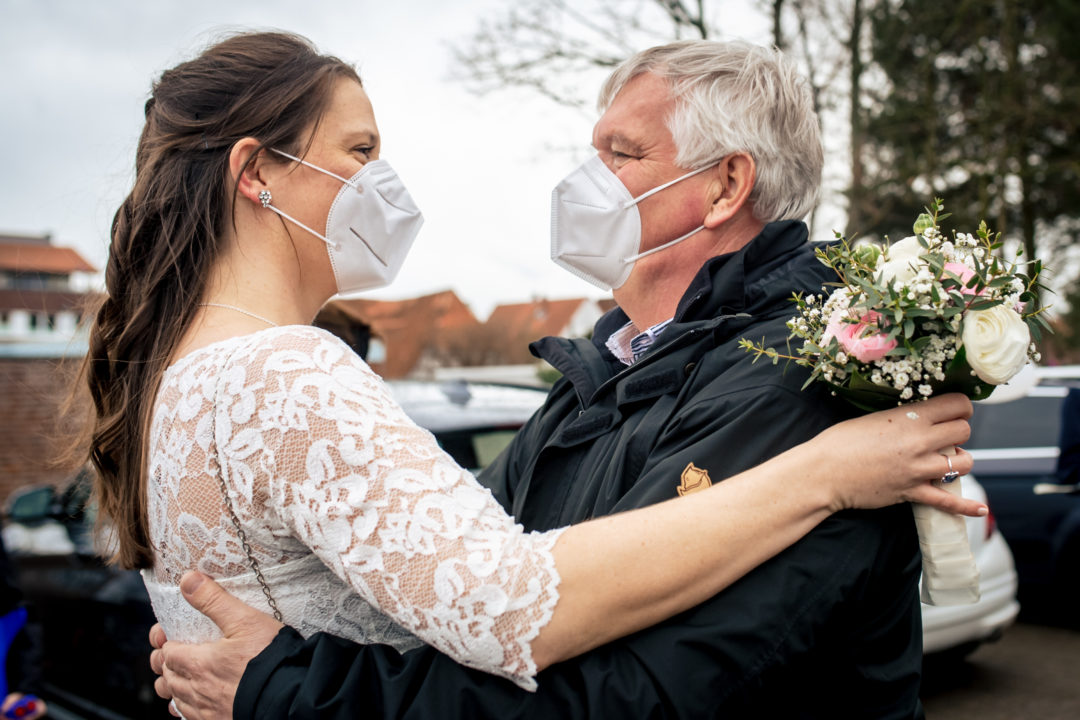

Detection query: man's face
xmin=591 ymin=72 xmax=713 ymax=258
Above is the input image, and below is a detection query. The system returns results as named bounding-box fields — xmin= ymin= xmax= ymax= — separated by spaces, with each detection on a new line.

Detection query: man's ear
xmin=704 ymin=153 xmax=756 ymax=229
xmin=229 ymin=137 xmax=270 ymax=208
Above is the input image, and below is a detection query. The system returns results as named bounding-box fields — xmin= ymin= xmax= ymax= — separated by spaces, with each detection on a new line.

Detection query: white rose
xmin=878 ymin=236 xmax=925 ymax=287
xmin=962 ymin=304 xmax=1031 ymax=384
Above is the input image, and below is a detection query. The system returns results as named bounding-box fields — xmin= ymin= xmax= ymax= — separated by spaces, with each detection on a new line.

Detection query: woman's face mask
xmin=261 ymin=149 xmax=424 ymax=295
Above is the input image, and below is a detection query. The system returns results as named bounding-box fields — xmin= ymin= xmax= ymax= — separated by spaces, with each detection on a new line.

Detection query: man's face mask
xmin=261 ymin=149 xmax=424 ymax=295
xmin=550 ymin=156 xmax=711 ymax=291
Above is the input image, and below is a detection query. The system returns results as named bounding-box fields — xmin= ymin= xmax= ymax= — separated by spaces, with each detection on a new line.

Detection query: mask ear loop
xmin=623 ymin=224 xmax=707 ymax=263
xmin=270 ymin=148 xmax=362 ymax=189
xmin=259 ymin=198 xmax=339 ymax=252
xmin=618 ymin=164 xmax=713 ymax=263
xmin=259 ymin=149 xmax=360 ymax=251
xmin=619 ymin=164 xmax=712 ymax=209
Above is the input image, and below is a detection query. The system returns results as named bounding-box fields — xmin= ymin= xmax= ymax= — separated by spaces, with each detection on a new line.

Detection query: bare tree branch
xmin=451 ymin=0 xmax=722 ymax=108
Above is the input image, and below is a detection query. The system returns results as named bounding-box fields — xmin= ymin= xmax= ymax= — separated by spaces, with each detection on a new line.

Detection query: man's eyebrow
xmin=609 ymin=133 xmax=645 ymax=153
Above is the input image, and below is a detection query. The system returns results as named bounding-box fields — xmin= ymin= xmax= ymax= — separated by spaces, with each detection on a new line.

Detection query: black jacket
xmin=235 ymin=221 xmax=925 ymax=719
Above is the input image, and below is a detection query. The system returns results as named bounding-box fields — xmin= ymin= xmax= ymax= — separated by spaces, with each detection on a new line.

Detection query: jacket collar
xmin=672 ymin=219 xmax=811 ymax=323
xmin=589 ymin=219 xmax=812 ymax=351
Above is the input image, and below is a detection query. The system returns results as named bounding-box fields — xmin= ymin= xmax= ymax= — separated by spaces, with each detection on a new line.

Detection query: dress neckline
xmin=163 ymin=325 xmax=292 ymax=377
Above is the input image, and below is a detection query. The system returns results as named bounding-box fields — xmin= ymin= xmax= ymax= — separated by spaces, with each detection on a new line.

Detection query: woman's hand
xmin=813 ymin=393 xmax=984 ymax=515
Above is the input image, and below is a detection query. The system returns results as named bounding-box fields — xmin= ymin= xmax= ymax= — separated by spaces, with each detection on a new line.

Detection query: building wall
xmin=0 ymin=356 xmax=82 ymax=503
xmin=0 ymin=308 xmax=82 ymax=342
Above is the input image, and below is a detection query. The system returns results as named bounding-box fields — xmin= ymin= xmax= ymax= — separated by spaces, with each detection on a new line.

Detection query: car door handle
xmin=1033 ymin=482 xmax=1080 ymax=495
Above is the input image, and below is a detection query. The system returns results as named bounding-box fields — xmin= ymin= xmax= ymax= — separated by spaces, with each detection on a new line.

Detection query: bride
xmin=74 ymin=30 xmax=979 ymax=697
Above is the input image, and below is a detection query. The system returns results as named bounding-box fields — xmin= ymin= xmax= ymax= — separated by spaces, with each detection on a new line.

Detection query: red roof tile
xmin=0 ymin=243 xmax=96 ymax=274
xmin=484 ymin=298 xmax=593 ymax=364
xmin=324 ymin=290 xmax=480 ymax=378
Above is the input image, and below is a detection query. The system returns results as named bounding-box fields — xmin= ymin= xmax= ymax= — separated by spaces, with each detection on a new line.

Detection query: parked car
xmin=920 ymin=474 xmax=1019 ymax=658
xmin=965 ymin=365 xmax=1080 ymax=624
xmin=1 ymin=379 xmax=1022 ymax=716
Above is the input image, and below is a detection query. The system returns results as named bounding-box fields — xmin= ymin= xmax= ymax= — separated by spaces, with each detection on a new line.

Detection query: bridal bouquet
xmin=742 ymin=199 xmax=1050 ymax=605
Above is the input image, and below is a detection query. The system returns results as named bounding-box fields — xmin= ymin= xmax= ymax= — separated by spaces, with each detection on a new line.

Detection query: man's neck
xmin=613 ymin=283 xmax=684 ymax=330
xmin=615 ymin=218 xmax=763 ymax=329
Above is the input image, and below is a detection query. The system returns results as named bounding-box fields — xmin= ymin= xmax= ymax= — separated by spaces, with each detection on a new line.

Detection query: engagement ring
xmin=941 ymin=454 xmax=960 ymax=484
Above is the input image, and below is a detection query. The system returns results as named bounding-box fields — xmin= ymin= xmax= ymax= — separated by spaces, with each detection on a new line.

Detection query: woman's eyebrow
xmin=345 ymin=130 xmax=379 ymax=146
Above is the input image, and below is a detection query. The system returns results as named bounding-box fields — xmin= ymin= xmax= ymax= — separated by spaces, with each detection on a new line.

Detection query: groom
xmin=155 ymin=40 xmax=927 ymax=718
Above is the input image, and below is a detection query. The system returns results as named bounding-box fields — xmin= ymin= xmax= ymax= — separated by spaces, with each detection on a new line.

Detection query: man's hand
xmin=149 ymin=571 xmax=283 ymax=720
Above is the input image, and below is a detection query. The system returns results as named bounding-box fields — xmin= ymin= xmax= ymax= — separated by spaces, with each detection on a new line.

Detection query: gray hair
xmin=598 ymin=40 xmax=823 ymax=223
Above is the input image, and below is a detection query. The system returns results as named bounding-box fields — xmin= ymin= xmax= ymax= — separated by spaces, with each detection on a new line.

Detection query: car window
xmin=968 ymin=395 xmax=1063 ymax=449
xmin=433 ymin=428 xmax=520 ymax=473
xmin=6 ymin=486 xmax=54 ymax=523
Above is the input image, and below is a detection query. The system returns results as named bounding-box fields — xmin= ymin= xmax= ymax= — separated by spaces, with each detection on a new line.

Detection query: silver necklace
xmin=198 ymin=302 xmax=280 ymax=328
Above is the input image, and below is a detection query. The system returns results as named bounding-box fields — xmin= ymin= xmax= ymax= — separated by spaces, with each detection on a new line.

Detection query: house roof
xmin=0 ymin=289 xmax=97 ymax=313
xmin=326 ymin=290 xmax=479 ymax=378
xmin=483 ymin=298 xmax=594 ymax=364
xmin=487 ymin=298 xmax=589 ymax=341
xmin=0 ymin=243 xmax=96 ymax=274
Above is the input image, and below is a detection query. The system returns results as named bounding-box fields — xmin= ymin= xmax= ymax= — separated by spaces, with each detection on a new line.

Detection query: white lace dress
xmin=142 ymin=326 xmax=565 ymax=690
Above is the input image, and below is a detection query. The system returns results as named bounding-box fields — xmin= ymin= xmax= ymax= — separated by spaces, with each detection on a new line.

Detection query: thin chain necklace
xmin=198 ymin=302 xmax=280 ymax=328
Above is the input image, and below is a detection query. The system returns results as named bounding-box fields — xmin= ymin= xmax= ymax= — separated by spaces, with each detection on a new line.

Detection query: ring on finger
xmin=170 ymin=699 xmax=188 ymax=720
xmin=941 ymin=453 xmax=960 ymax=484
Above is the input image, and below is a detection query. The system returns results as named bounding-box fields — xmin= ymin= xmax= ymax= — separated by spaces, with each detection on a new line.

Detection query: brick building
xmin=0 ymin=347 xmax=84 ymax=502
xmin=0 ymin=232 xmax=96 ymax=504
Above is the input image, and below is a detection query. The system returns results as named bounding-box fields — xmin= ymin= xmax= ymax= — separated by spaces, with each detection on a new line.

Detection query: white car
xmin=920 ymin=474 xmax=1020 ymax=656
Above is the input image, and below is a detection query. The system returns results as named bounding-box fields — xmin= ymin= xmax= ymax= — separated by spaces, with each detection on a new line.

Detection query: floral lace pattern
xmin=143 ymin=326 xmax=564 ymax=689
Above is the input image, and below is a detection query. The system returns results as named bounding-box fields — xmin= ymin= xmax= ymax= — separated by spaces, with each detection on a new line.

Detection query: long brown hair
xmin=79 ymin=31 xmax=360 ymax=569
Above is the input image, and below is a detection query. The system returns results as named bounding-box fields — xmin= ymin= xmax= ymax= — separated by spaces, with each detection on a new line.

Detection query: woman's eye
xmin=354 ymin=146 xmax=374 ymax=158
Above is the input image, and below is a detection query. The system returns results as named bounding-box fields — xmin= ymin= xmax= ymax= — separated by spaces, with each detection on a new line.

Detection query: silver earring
xmin=259 ymin=190 xmax=272 ymax=208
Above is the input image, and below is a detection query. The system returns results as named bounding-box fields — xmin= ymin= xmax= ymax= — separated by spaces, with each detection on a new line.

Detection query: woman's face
xmin=268 ymin=77 xmax=382 ymax=284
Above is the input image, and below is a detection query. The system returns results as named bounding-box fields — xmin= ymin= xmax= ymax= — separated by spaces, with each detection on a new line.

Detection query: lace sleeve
xmin=253 ymin=329 xmax=564 ymax=689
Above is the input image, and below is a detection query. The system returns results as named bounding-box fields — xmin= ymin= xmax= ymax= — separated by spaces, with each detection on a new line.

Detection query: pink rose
xmin=822 ymin=309 xmax=898 ymax=363
xmin=944 ymin=262 xmax=980 ymax=295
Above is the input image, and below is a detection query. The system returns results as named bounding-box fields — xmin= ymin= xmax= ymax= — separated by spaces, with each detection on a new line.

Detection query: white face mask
xmin=550 ymin=156 xmax=711 ymax=291
xmin=263 ymin=150 xmax=424 ymax=294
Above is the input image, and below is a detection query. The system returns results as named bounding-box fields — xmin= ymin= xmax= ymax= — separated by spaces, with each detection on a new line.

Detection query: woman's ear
xmin=704 ymin=153 xmax=756 ymax=229
xmin=229 ymin=137 xmax=269 ymax=207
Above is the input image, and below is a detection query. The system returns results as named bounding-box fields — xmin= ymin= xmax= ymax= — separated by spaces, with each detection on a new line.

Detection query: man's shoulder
xmin=695 ymin=310 xmax=823 ymax=404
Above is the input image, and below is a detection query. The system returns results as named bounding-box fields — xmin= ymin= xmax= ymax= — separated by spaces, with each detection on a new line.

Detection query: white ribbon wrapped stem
xmin=911 ymin=447 xmax=980 ymax=606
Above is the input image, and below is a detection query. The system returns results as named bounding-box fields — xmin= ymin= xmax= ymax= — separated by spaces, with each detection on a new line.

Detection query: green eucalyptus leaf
xmin=967 ymin=299 xmax=1004 ymax=311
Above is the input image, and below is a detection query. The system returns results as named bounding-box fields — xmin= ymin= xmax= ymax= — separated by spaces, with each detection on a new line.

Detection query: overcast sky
xmin=0 ymin=0 xmax=770 ymax=318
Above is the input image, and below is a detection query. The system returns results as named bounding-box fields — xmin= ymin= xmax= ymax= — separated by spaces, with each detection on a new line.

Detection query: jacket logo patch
xmin=678 ymin=462 xmax=712 ymax=496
